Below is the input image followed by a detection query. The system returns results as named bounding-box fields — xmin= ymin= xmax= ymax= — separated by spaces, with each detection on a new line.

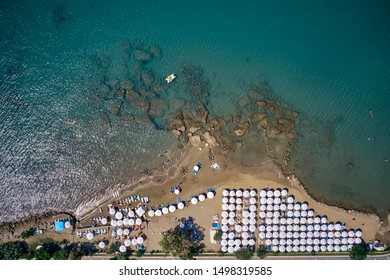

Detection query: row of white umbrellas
xmin=222 ymin=188 xmax=289 ymax=198
xmin=109 ymin=207 xmax=146 ymax=218
xmin=268 ymin=244 xmax=352 ymax=253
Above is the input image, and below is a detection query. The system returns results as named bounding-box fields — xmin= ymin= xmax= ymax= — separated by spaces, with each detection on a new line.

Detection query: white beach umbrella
xmin=320 ymin=232 xmax=327 ymax=238
xmin=117 ymin=228 xmax=123 ymax=235
xmin=314 ymin=245 xmax=320 ymax=252
xmin=287 ymin=218 xmax=293 ymax=225
xmin=249 ymin=212 xmax=256 ymax=219
xmin=242 ymin=225 xmax=249 ymax=232
xmin=301 ymin=203 xmax=308 ymax=211
xmin=273 ymin=189 xmax=280 ymax=197
xmin=198 ymin=194 xmax=206 ymax=202
xmin=236 ymin=198 xmax=243 ymax=205
xmin=221 ymin=247 xmax=227 ymax=253
xmin=293 ymin=232 xmax=300 ymax=239
xmin=287 ymin=196 xmax=294 ymax=203
xmin=355 ymin=230 xmax=362 ymax=238
xmin=280 ymin=218 xmax=287 ymax=225
xmin=266 ymin=225 xmax=273 ymax=232
xmin=259 ymin=232 xmax=266 ymax=239
xmin=293 ymin=218 xmax=300 ymax=224
xmin=266 ymin=212 xmax=273 ymax=218
xmin=128 ymin=219 xmax=135 ymax=226
xmin=235 ymin=189 xmax=243 ymax=197
xmin=249 ymin=218 xmax=256 ymax=225
xmin=328 ymin=232 xmax=334 ymax=238
xmin=175 ymin=189 xmax=180 ymax=195
xmin=117 ymin=220 xmax=123 ymax=227
xmin=287 ymin=204 xmax=294 ymax=210
xmin=307 ymin=232 xmax=314 ymax=238
xmin=126 ymin=210 xmax=134 ymax=218
xmin=272 ymin=239 xmax=279 ymax=246
xmin=221 ymin=240 xmax=228 ymax=246
xmin=307 ymin=218 xmax=314 ymax=224
xmin=249 ymin=197 xmax=256 ymax=204
xmin=274 ymin=205 xmax=280 ymax=211
xmin=86 ymin=232 xmax=94 ymax=240
xmin=101 ymin=217 xmax=108 ymax=225
xmin=314 ymin=231 xmax=320 ymax=238
xmin=99 ymin=241 xmax=106 ymax=249
xmin=227 ymin=247 xmax=234 ymax=253
xmin=111 ymin=231 xmax=117 ymax=238
xmin=307 ymin=210 xmax=314 ymax=217
xmin=267 ymin=205 xmax=274 ymax=211
xmin=348 ymin=230 xmax=355 ymax=238
xmin=307 ymin=225 xmax=314 ymax=232
xmin=266 ymin=218 xmax=273 ymax=225
xmin=271 ymin=225 xmax=278 ymax=232
xmin=191 ymin=197 xmax=198 ymax=205
xmin=321 ymin=224 xmax=328 ymax=231
xmin=64 ymin=221 xmax=71 ymax=229
xmin=341 ymin=230 xmax=348 ymax=238
xmin=293 ymin=246 xmax=299 ymax=252
xmin=236 ymin=204 xmax=242 ymax=211
xmin=123 ymin=218 xmax=130 ymax=225
xmin=162 ymin=207 xmax=169 ymax=214
xmin=273 ymin=211 xmax=280 ymax=218
xmin=320 ymin=239 xmax=327 ymax=245
xmin=300 ymin=232 xmax=307 ymax=239
xmin=235 ymin=224 xmax=242 ymax=232
xmin=335 ymin=223 xmax=342 ymax=231
xmin=259 ymin=225 xmax=266 ymax=232
xmin=299 ymin=245 xmax=306 ymax=252
xmin=334 ymin=245 xmax=341 ymax=252
xmin=260 ymin=197 xmax=267 ymax=204
xmin=207 ymin=191 xmax=214 ymax=199
xmin=234 ymin=239 xmax=242 ymax=246
xmin=242 ymin=218 xmax=249 ymax=225
xmin=115 ymin=212 xmax=123 ymax=220
xmin=279 ymin=239 xmax=287 ymax=246
xmin=135 ymin=218 xmax=142 ymax=225
xmin=222 ymin=233 xmax=228 ymax=240
xmin=321 ymin=216 xmax=327 ymax=224
xmin=294 ymin=211 xmax=300 ymax=218
xmin=286 ymin=239 xmax=293 ymax=246
xmin=243 ymin=190 xmax=250 ymax=198
xmin=123 ymin=229 xmax=130 ymax=235
xmin=334 ymin=239 xmax=341 ymax=245
xmin=222 ymin=197 xmax=228 ymax=204
xmin=131 ymin=239 xmax=138 ymax=245
xmin=287 ymin=210 xmax=293 ymax=217
xmin=223 ymin=190 xmax=229 ymax=196
xmin=169 ymin=205 xmax=176 ymax=213
xmin=280 ymin=204 xmax=287 ymax=211
xmin=320 ymin=245 xmax=327 ymax=252
xmin=221 ymin=218 xmax=228 ymax=225
xmin=249 ymin=205 xmax=257 ymax=212
xmin=286 ymin=245 xmax=293 ymax=252
xmin=266 ymin=232 xmax=273 ymax=239
xmin=228 ymin=218 xmax=235 ymax=225
xmin=229 ymin=190 xmax=236 ymax=197
xmin=250 ymin=190 xmax=257 ymax=197
xmin=243 ymin=211 xmax=250 ymax=218
xmin=341 ymin=245 xmax=348 ymax=251
xmin=148 ymin=210 xmax=155 ymax=217
xmin=229 ymin=197 xmax=235 ymax=204
xmin=267 ymin=190 xmax=274 ymax=198
xmin=271 ymin=246 xmax=278 ymax=252
xmin=272 ymin=218 xmax=280 ymax=224
xmin=274 ymin=198 xmax=281 ymax=205
xmin=259 ymin=212 xmax=266 ymax=218
xmin=242 ymin=232 xmax=249 ymax=239
xmin=119 ymin=245 xmax=126 ymax=253
xmin=279 ymin=225 xmax=286 ymax=232
xmin=136 ymin=207 xmax=145 ymax=217
xmin=281 ymin=188 xmax=288 ymax=196
xmin=229 ymin=204 xmax=235 ymax=211
xmin=273 ymin=232 xmax=279 ymax=239
xmin=300 ymin=217 xmax=307 ymax=224
xmin=341 ymin=237 xmax=348 ymax=245
xmin=137 ymin=236 xmax=144 ymax=244
xmin=260 ymin=190 xmax=267 ymax=198
xmin=109 ymin=208 xmax=116 ymax=215
xmin=222 ymin=204 xmax=229 ymax=211
xmin=222 ymin=225 xmax=228 ymax=232
xmin=306 ymin=238 xmax=313 ymax=245
xmin=248 ymin=239 xmax=255 ymax=246
xmin=222 ymin=211 xmax=229 ymax=218
xmin=314 ymin=224 xmax=320 ymax=231
xmin=294 ymin=204 xmax=301 ymax=211
xmin=266 ymin=198 xmax=274 ymax=204
xmin=327 ymin=245 xmax=334 ymax=252
xmin=327 ymin=239 xmax=334 ymax=245
xmin=313 ymin=239 xmax=320 ymax=245
xmin=314 ymin=216 xmax=321 ymax=224
xmin=348 ymin=238 xmax=354 ymax=244
xmin=328 ymin=223 xmax=335 ymax=231
xmin=306 ymin=245 xmax=313 ymax=252
xmin=301 ymin=211 xmax=307 ymax=217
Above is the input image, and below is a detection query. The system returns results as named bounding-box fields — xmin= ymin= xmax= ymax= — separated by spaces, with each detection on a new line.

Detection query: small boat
xmin=165 ymin=73 xmax=176 ymax=83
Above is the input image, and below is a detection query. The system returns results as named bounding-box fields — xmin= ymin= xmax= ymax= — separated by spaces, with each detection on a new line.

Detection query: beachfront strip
xmin=76 ymin=188 xmax=216 ymax=253
xmin=220 ymin=188 xmax=363 ymax=253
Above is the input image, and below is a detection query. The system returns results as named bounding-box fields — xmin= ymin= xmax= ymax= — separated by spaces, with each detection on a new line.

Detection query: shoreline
xmin=1 ymin=142 xmax=388 ymax=245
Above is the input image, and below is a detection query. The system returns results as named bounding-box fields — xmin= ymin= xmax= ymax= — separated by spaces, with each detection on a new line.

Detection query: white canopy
xmin=175 ymin=189 xmax=180 ymax=195
xmin=236 ymin=198 xmax=243 ymax=204
xmin=229 ymin=212 xmax=236 ymax=218
xmin=124 ymin=239 xmax=131 ymax=247
xmin=294 ymin=204 xmax=301 ymax=211
xmin=169 ymin=205 xmax=176 ymax=212
xmin=266 ymin=212 xmax=273 ymax=218
xmin=260 ymin=190 xmax=267 ymax=198
xmin=249 ymin=197 xmax=257 ymax=204
xmin=128 ymin=219 xmax=135 ymax=226
xmin=229 ymin=190 xmax=236 ymax=196
xmin=131 ymin=239 xmax=138 ymax=245
xmin=286 ymin=246 xmax=292 ymax=252
xmin=281 ymin=189 xmax=288 ymax=196
xmin=243 ymin=190 xmax=250 ymax=197
xmin=117 ymin=228 xmax=123 ymax=235
xmin=86 ymin=232 xmax=94 ymax=240
xmin=235 ymin=190 xmax=243 ymax=197
xmin=314 ymin=217 xmax=321 ymax=224
xmin=227 ymin=247 xmax=235 ymax=253
xmin=235 ymin=224 xmax=242 ymax=232
xmin=348 ymin=230 xmax=355 ymax=237
xmin=294 ymin=211 xmax=300 ymax=218
xmin=266 ymin=198 xmax=274 ymax=204
xmin=267 ymin=205 xmax=274 ymax=211
xmin=117 ymin=220 xmax=123 ymax=227
xmin=274 ymin=189 xmax=281 ymax=197
xmin=314 ymin=245 xmax=320 ymax=252
xmin=287 ymin=204 xmax=294 ymax=210
xmin=334 ymin=245 xmax=340 ymax=252
xmin=222 ymin=197 xmax=228 ymax=204
xmin=222 ymin=204 xmax=229 ymax=211
xmin=148 ymin=210 xmax=155 ymax=217
xmin=321 ymin=216 xmax=328 ymax=223
xmin=234 ymin=239 xmax=242 ymax=246
xmin=65 ymin=221 xmax=71 ymax=229
xmin=135 ymin=218 xmax=142 ymax=225
xmin=115 ymin=212 xmax=123 ymax=220
xmin=321 ymin=224 xmax=328 ymax=231
xmin=162 ymin=207 xmax=169 ymax=215
xmin=228 ymin=204 xmax=235 ymax=211
xmin=249 ymin=212 xmax=256 ymax=219
xmin=228 ymin=232 xmax=235 ymax=239
xmin=119 ymin=245 xmax=126 ymax=253
xmin=222 ymin=211 xmax=229 ymax=218
xmin=123 ymin=218 xmax=130 ymax=225
xmin=267 ymin=190 xmax=274 ymax=198
xmin=242 ymin=225 xmax=249 ymax=232
xmin=249 ymin=225 xmax=256 ymax=232
xmin=242 ymin=218 xmax=250 ymax=225
xmin=98 ymin=241 xmax=105 ymax=249
xmin=287 ymin=196 xmax=294 ymax=203
xmin=301 ymin=203 xmax=308 ymax=211
xmin=341 ymin=231 xmax=348 ymax=238
xmin=228 ymin=218 xmax=235 ymax=225
xmin=274 ymin=198 xmax=281 ymax=204
xmin=229 ymin=197 xmax=236 ymax=204
xmin=328 ymin=223 xmax=335 ymax=231
xmin=260 ymin=197 xmax=267 ymax=204
xmin=109 ymin=208 xmax=116 ymax=215
xmin=250 ymin=190 xmax=257 ymax=197
xmin=335 ymin=223 xmax=342 ymax=231
xmin=101 ymin=218 xmax=108 ymax=225
xmin=249 ymin=205 xmax=257 ymax=212
xmin=128 ymin=210 xmax=135 ymax=218
xmin=221 ymin=218 xmax=228 ymax=225
xmin=191 ymin=197 xmax=198 ymax=205
xmin=222 ymin=190 xmax=229 ymax=196
xmin=136 ymin=207 xmax=145 ymax=217
xmin=137 ymin=236 xmax=144 ymax=244
xmin=307 ymin=218 xmax=314 ymax=224
xmin=355 ymin=230 xmax=362 ymax=238
xmin=221 ymin=246 xmax=228 ymax=252
xmin=242 ymin=232 xmax=249 ymax=239
xmin=207 ymin=192 xmax=214 ymax=199
xmin=307 ymin=210 xmax=314 ymax=217
xmin=248 ymin=239 xmax=255 ymax=246
xmin=221 ymin=240 xmax=228 ymax=246
xmin=280 ymin=204 xmax=287 ymax=211
xmin=123 ymin=229 xmax=130 ymax=235
xmin=242 ymin=211 xmax=250 ymax=218
xmin=259 ymin=232 xmax=266 ymax=239
xmin=221 ymin=225 xmax=228 ymax=232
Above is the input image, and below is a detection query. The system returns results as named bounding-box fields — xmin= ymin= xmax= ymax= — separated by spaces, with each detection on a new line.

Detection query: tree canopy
xmin=349 ymin=243 xmax=369 ymax=260
xmin=235 ymin=248 xmax=253 ymax=260
xmin=0 ymin=242 xmax=25 ymax=260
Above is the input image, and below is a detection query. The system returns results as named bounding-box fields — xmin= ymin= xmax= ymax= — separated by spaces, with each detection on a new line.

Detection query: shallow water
xmin=1 ymin=0 xmax=389 ymax=223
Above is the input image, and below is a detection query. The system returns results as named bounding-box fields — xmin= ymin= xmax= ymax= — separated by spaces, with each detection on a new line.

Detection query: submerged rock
xmin=238 ymin=97 xmax=250 ymax=108
xmin=195 ymin=105 xmax=209 ymax=123
xmin=132 ymin=98 xmax=150 ymax=113
xmin=189 ymin=126 xmax=201 ymax=133
xmin=168 ymin=115 xmax=186 ymax=131
xmin=148 ymin=99 xmax=167 ymax=117
xmin=247 ymin=89 xmax=264 ymax=102
xmin=126 ymin=89 xmax=140 ymax=101
xmin=169 ymin=98 xmax=186 ymax=113
xmin=141 ymin=71 xmax=155 ymax=86
xmin=133 ymin=50 xmax=151 ymax=62
xmin=121 ymin=80 xmax=134 ymax=90
xmin=150 ymin=44 xmax=163 ymax=59
xmin=120 ymin=113 xmax=135 ymax=126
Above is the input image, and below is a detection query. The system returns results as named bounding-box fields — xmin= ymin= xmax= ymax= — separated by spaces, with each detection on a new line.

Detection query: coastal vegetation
xmin=235 ymin=248 xmax=254 ymax=260
xmin=256 ymin=248 xmax=267 ymax=259
xmin=349 ymin=243 xmax=369 ymax=260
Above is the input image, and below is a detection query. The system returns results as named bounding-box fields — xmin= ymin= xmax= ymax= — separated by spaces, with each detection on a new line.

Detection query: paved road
xmin=83 ymin=251 xmax=390 ymax=260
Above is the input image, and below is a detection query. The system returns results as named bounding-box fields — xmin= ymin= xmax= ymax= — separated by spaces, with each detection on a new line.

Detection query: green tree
xmin=116 ymin=252 xmax=128 ymax=260
xmin=213 ymin=230 xmax=223 ymax=242
xmin=105 ymin=243 xmax=118 ymax=254
xmin=21 ymin=228 xmax=35 ymax=239
xmin=349 ymin=243 xmax=368 ymax=260
xmin=52 ymin=248 xmax=70 ymax=260
xmin=235 ymin=248 xmax=253 ymax=260
xmin=0 ymin=242 xmax=25 ymax=260
xmin=34 ymin=248 xmax=52 ymax=260
xmin=256 ymin=248 xmax=267 ymax=259
xmin=159 ymin=227 xmax=203 ymax=260
xmin=136 ymin=249 xmax=145 ymax=258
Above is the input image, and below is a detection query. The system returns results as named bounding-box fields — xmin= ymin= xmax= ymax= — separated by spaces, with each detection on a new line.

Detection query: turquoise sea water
xmin=1 ymin=0 xmax=389 ymax=223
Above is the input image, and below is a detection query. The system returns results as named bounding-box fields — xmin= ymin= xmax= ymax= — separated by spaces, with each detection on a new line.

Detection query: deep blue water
xmin=1 ymin=0 xmax=389 ymax=222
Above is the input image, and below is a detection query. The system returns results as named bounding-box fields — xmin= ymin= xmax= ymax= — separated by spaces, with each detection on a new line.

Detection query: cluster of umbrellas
xmin=191 ymin=190 xmax=216 ymax=205
xmin=220 ymin=188 xmax=364 ymax=253
xmin=220 ymin=189 xmax=258 ymax=253
xmin=118 ymin=236 xmax=145 ymax=252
